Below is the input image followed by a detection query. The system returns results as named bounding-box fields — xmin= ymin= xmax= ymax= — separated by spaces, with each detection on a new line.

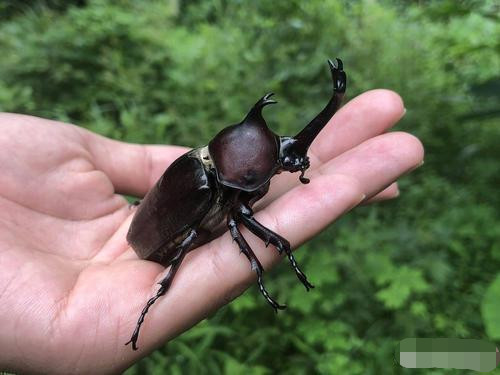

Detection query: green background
xmin=1 ymin=1 xmax=499 ymax=373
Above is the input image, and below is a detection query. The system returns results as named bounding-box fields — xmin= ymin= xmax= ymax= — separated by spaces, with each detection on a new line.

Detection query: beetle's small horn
xmin=258 ymin=92 xmax=277 ymax=107
xmin=243 ymin=92 xmax=277 ymax=126
xmin=292 ymin=58 xmax=346 ymax=155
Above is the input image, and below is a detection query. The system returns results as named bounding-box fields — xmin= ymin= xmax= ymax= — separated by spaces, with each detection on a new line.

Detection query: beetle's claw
xmin=270 ymin=299 xmax=287 ymax=313
xmin=272 ymin=303 xmax=287 ymax=313
xmin=302 ymin=278 xmax=315 ymax=291
xmin=125 ymin=337 xmax=139 ymax=351
xmin=294 ymin=265 xmax=314 ymax=291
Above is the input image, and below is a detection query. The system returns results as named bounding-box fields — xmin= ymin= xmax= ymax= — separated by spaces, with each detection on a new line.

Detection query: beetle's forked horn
xmin=291 ymin=58 xmax=346 ymax=155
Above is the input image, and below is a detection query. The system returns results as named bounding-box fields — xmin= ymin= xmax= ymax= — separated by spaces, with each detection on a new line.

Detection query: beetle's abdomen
xmin=127 ymin=150 xmax=214 ymax=264
xmin=209 ymin=123 xmax=278 ymax=191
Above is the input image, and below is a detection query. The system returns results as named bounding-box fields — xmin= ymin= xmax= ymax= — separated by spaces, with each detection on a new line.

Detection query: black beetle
xmin=125 ymin=58 xmax=347 ymax=350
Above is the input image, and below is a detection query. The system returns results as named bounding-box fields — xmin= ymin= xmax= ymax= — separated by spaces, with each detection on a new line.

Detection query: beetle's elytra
xmin=126 ymin=59 xmax=347 ymax=350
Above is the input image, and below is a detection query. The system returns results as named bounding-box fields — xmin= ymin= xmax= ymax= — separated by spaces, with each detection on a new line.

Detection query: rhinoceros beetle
xmin=125 ymin=58 xmax=347 ymax=350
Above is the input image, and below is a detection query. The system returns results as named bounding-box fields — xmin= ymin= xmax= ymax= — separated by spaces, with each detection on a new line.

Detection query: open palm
xmin=0 ymin=90 xmax=423 ymax=374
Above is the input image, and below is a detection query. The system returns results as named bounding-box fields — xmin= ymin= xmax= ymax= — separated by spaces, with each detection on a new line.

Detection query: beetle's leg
xmin=125 ymin=229 xmax=197 ymax=351
xmin=236 ymin=204 xmax=314 ymax=291
xmin=227 ymin=212 xmax=286 ymax=312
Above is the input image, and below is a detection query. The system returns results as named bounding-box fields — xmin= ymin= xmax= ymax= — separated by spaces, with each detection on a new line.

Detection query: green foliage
xmin=1 ymin=0 xmax=499 ymax=373
xmin=482 ymin=274 xmax=500 ymax=340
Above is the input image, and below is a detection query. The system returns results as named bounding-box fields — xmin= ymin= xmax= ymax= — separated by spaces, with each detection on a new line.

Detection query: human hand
xmin=0 ymin=89 xmax=423 ymax=374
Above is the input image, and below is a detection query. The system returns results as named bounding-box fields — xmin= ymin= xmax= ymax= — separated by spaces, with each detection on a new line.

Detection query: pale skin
xmin=0 ymin=89 xmax=423 ymax=374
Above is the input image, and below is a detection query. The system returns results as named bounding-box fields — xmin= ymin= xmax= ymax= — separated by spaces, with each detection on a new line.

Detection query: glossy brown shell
xmin=208 ymin=118 xmax=279 ymax=192
xmin=126 ymin=150 xmax=214 ymax=264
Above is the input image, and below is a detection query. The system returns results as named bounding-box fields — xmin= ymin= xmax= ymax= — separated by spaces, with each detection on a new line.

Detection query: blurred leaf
xmin=481 ymin=274 xmax=500 ymax=339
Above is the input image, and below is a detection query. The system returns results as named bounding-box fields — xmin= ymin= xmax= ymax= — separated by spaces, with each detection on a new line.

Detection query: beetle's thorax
xmin=208 ymin=96 xmax=280 ymax=192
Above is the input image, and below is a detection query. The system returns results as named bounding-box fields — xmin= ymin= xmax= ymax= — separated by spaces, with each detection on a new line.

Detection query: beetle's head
xmin=278 ymin=136 xmax=311 ymax=183
xmin=278 ymin=58 xmax=346 ymax=185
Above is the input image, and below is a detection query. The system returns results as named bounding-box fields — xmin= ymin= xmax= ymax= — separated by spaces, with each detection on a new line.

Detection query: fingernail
xmin=415 ymin=160 xmax=424 ymax=169
xmin=398 ymin=107 xmax=407 ymax=121
xmin=408 ymin=159 xmax=424 ymax=173
xmin=357 ymin=194 xmax=367 ymax=205
xmin=346 ymin=193 xmax=366 ymax=213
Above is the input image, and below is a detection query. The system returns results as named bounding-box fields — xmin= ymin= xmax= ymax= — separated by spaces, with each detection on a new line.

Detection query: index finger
xmin=82 ymin=130 xmax=189 ymax=197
